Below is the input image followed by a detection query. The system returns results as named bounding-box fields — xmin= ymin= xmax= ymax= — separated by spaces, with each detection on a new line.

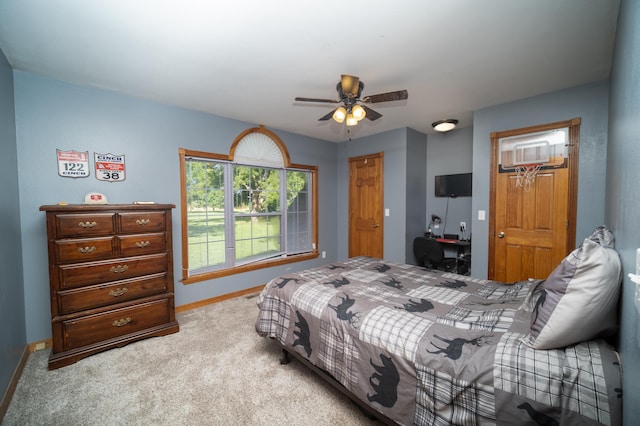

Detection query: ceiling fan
xmin=295 ymin=75 xmax=408 ymax=126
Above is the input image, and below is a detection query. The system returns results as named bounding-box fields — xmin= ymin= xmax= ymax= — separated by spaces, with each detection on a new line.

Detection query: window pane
xmin=187 ymin=208 xmax=225 ymax=271
xmin=286 ymin=170 xmax=311 ymax=253
xmin=233 ymin=165 xmax=280 ymax=213
xmin=235 ymin=215 xmax=281 ymax=262
xmin=186 ymin=159 xmax=226 ymax=272
xmin=287 ymin=211 xmax=309 ymax=253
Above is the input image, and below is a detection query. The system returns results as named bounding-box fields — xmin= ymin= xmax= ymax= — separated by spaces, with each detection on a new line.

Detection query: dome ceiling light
xmin=432 ymin=119 xmax=459 ymax=132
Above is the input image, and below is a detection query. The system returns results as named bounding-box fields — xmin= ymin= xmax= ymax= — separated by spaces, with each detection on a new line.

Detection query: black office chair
xmin=413 ymin=237 xmax=458 ymax=272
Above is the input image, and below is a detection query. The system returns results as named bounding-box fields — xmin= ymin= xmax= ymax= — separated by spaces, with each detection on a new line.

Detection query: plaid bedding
xmin=255 ymin=257 xmax=622 ymax=425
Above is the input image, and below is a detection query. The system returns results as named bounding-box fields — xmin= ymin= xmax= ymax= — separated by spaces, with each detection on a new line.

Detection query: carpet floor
xmin=2 ymin=293 xmax=379 ymax=425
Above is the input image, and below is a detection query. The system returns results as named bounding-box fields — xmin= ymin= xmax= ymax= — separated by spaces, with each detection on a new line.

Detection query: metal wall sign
xmin=57 ymin=149 xmax=90 ymax=178
xmin=95 ymin=153 xmax=126 ymax=182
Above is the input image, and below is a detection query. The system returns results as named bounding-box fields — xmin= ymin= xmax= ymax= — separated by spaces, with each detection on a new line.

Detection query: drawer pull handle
xmin=78 ymin=221 xmax=97 ymax=228
xmin=136 ymin=219 xmax=151 ymax=226
xmin=78 ymin=246 xmax=96 ymax=254
xmin=109 ymin=265 xmax=129 ymax=274
xmin=112 ymin=317 xmax=131 ymax=327
xmin=108 ymin=287 xmax=128 ymax=297
xmin=135 ymin=241 xmax=151 ymax=248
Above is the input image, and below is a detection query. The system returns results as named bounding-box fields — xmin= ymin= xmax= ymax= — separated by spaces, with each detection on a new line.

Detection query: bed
xmin=255 ymin=228 xmax=623 ymax=425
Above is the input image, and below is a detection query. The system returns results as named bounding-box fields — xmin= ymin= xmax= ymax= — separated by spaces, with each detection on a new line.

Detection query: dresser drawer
xmin=60 ymin=298 xmax=172 ymax=351
xmin=55 ymin=237 xmax=116 ymax=263
xmin=55 ymin=213 xmax=116 ymax=238
xmin=57 ymin=273 xmax=168 ymax=314
xmin=118 ymin=211 xmax=166 ymax=234
xmin=58 ymin=253 xmax=168 ymax=289
xmin=118 ymin=233 xmax=166 ymax=257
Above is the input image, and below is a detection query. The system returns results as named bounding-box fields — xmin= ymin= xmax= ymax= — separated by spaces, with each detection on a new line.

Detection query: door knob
xmin=498 ymin=231 xmax=505 ymax=238
xmin=373 ymin=223 xmax=380 ymax=228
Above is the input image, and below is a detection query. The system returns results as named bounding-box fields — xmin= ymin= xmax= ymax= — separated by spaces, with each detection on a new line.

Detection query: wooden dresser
xmin=39 ymin=204 xmax=179 ymax=369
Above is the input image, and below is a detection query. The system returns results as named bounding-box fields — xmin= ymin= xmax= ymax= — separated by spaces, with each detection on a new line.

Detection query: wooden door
xmin=348 ymin=152 xmax=384 ymax=258
xmin=489 ymin=119 xmax=580 ymax=282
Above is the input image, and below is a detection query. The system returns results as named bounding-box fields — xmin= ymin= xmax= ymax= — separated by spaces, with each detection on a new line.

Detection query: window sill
xmin=180 ymin=251 xmax=319 ymax=284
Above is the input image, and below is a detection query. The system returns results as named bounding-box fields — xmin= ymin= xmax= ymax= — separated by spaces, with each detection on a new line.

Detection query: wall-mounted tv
xmin=435 ymin=172 xmax=472 ymax=197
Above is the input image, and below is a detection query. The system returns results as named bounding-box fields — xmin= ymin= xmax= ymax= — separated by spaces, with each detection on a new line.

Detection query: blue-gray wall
xmin=336 ymin=128 xmax=410 ymax=262
xmin=426 ymin=126 xmax=474 ymax=240
xmin=471 ymin=80 xmax=610 ymax=278
xmin=607 ymin=0 xmax=640 ymax=422
xmin=335 ymin=126 xmax=473 ymax=267
xmin=0 ymin=50 xmax=26 ymax=400
xmin=13 ymin=71 xmax=339 ymax=343
xmin=405 ymin=128 xmax=428 ymax=264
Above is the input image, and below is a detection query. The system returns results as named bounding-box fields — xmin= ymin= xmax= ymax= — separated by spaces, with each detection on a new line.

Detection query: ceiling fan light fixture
xmin=296 ymin=74 xmax=408 ymax=127
xmin=333 ymin=106 xmax=347 ymax=123
xmin=432 ymin=119 xmax=459 ymax=132
xmin=352 ymin=104 xmax=366 ymax=121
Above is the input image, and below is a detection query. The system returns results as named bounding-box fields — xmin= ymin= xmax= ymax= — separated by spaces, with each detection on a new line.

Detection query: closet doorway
xmin=348 ymin=152 xmax=384 ymax=258
xmin=489 ymin=118 xmax=580 ymax=282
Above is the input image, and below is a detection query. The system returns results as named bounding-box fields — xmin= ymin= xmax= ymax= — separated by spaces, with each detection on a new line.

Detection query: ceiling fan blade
xmin=340 ymin=75 xmax=360 ymax=97
xmin=362 ymin=105 xmax=382 ymax=121
xmin=295 ymin=97 xmax=339 ymax=104
xmin=318 ymin=109 xmax=336 ymax=121
xmin=362 ymin=90 xmax=408 ymax=104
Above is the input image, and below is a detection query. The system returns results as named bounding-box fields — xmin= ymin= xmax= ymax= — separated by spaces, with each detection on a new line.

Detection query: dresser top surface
xmin=40 ymin=203 xmax=175 ymax=212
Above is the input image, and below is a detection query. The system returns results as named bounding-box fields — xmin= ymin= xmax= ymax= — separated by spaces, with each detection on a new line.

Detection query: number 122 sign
xmin=57 ymin=150 xmax=90 ymax=178
xmin=95 ymin=153 xmax=126 ymax=182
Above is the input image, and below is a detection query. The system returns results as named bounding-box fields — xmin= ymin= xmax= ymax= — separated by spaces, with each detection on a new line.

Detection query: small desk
xmin=432 ymin=237 xmax=471 ymax=275
xmin=435 ymin=238 xmax=470 ymax=253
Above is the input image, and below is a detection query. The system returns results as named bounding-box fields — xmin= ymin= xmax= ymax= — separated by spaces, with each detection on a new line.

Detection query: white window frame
xmin=179 ymin=126 xmax=318 ymax=284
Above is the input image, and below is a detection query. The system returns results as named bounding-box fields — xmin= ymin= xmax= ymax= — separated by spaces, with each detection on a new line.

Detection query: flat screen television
xmin=435 ymin=172 xmax=472 ymax=197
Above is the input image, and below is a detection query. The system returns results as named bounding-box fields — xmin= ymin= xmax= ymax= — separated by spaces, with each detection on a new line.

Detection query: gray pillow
xmin=524 ymin=226 xmax=621 ymax=349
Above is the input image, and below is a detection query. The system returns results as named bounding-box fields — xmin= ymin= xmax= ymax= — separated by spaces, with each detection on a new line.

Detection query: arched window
xmin=179 ymin=126 xmax=318 ymax=283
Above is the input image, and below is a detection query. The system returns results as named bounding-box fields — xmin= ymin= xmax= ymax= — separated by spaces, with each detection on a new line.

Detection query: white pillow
xmin=524 ymin=226 xmax=622 ymax=349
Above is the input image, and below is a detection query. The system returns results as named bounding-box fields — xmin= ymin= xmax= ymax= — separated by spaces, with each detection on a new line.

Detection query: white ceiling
xmin=0 ymin=0 xmax=620 ymax=142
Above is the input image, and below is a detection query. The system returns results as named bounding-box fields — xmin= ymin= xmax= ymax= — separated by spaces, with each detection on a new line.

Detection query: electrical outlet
xmin=636 ymin=248 xmax=640 ymax=275
xmin=322 ymin=251 xmax=326 ymax=259
xmin=460 ymin=222 xmax=466 ymax=230
xmin=434 ymin=222 xmax=440 ymax=229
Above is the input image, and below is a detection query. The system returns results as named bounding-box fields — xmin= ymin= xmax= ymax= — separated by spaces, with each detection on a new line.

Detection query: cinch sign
xmin=95 ymin=153 xmax=126 ymax=182
xmin=57 ymin=149 xmax=90 ymax=178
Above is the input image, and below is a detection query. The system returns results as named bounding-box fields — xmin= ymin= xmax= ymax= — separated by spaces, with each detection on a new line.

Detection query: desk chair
xmin=413 ymin=237 xmax=458 ymax=272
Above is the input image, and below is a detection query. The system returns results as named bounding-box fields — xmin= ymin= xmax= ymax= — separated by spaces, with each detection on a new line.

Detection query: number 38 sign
xmin=95 ymin=153 xmax=126 ymax=182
